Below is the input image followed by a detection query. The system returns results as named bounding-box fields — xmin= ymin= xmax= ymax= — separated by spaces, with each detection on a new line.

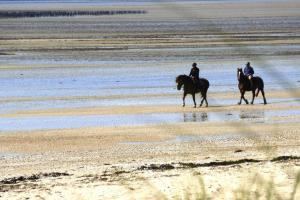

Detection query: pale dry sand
xmin=1 ymin=119 xmax=300 ymax=199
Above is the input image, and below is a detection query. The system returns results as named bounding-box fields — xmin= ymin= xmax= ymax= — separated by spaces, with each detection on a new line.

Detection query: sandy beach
xmin=0 ymin=0 xmax=300 ymax=199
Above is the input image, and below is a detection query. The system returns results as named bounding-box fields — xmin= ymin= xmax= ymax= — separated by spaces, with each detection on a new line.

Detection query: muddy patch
xmin=0 ymin=51 xmax=14 ymax=56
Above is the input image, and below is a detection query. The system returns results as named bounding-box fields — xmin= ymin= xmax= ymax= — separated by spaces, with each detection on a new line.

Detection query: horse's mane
xmin=237 ymin=68 xmax=247 ymax=81
xmin=177 ymin=74 xmax=189 ymax=78
xmin=176 ymin=74 xmax=190 ymax=81
xmin=238 ymin=68 xmax=245 ymax=75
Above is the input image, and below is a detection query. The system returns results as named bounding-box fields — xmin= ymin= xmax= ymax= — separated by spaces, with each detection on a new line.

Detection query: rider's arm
xmin=196 ymin=68 xmax=199 ymax=77
xmin=243 ymin=67 xmax=248 ymax=75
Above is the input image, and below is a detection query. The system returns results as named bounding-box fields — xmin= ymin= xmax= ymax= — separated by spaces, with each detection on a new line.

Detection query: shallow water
xmin=1 ymin=109 xmax=299 ymax=132
xmin=0 ymin=57 xmax=299 ymax=114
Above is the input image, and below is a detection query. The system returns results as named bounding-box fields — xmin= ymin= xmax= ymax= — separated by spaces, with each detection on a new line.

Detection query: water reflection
xmin=183 ymin=110 xmax=267 ymax=123
xmin=183 ymin=112 xmax=208 ymax=122
xmin=1 ymin=109 xmax=298 ymax=132
xmin=239 ymin=110 xmax=265 ymax=123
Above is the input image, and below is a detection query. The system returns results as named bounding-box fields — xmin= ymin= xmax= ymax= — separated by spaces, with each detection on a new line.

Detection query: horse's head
xmin=175 ymin=75 xmax=186 ymax=90
xmin=237 ymin=67 xmax=243 ymax=81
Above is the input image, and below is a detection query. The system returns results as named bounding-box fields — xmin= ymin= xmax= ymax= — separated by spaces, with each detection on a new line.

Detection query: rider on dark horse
xmin=189 ymin=62 xmax=200 ymax=88
xmin=244 ymin=62 xmax=254 ymax=89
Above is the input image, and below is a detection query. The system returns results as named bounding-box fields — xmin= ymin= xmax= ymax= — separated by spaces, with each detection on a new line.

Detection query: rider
xmin=243 ymin=62 xmax=254 ymax=89
xmin=189 ymin=62 xmax=200 ymax=87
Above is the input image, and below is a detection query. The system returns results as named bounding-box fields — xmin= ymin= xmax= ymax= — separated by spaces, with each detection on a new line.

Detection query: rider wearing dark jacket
xmin=189 ymin=63 xmax=200 ymax=86
xmin=244 ymin=62 xmax=254 ymax=89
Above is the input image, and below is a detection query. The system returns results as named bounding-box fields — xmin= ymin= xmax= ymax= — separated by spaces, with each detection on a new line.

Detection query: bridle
xmin=176 ymin=79 xmax=183 ymax=90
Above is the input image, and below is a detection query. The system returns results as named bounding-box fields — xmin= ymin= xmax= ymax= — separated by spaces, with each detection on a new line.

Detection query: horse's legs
xmin=200 ymin=97 xmax=204 ymax=107
xmin=203 ymin=91 xmax=208 ymax=107
xmin=238 ymin=91 xmax=244 ymax=104
xmin=238 ymin=95 xmax=242 ymax=105
xmin=204 ymin=95 xmax=208 ymax=107
xmin=192 ymin=93 xmax=196 ymax=108
xmin=199 ymin=92 xmax=204 ymax=107
xmin=261 ymin=89 xmax=267 ymax=105
xmin=239 ymin=91 xmax=248 ymax=105
xmin=243 ymin=95 xmax=249 ymax=104
xmin=182 ymin=92 xmax=187 ymax=107
xmin=251 ymin=90 xmax=255 ymax=104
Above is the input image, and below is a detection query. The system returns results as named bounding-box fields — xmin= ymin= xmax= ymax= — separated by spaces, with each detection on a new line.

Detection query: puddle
xmin=0 ymin=109 xmax=299 ymax=132
xmin=0 ymin=152 xmax=25 ymax=158
xmin=168 ymin=134 xmax=243 ymax=143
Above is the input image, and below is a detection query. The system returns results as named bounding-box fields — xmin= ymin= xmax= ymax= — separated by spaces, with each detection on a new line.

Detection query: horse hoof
xmin=193 ymin=106 xmax=196 ymax=108
xmin=237 ymin=102 xmax=241 ymax=105
xmin=182 ymin=105 xmax=185 ymax=107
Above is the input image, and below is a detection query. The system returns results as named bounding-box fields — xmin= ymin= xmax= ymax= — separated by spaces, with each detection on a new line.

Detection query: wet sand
xmin=1 ymin=0 xmax=300 ymax=199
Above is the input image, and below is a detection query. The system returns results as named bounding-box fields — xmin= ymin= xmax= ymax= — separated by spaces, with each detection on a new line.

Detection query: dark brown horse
xmin=176 ymin=75 xmax=209 ymax=107
xmin=237 ymin=68 xmax=267 ymax=105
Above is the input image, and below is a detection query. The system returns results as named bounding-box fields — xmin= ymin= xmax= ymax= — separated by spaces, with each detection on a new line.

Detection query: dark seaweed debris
xmin=0 ymin=172 xmax=70 ymax=185
xmin=138 ymin=156 xmax=300 ymax=171
xmin=271 ymin=156 xmax=300 ymax=162
xmin=138 ymin=164 xmax=175 ymax=171
xmin=0 ymin=10 xmax=147 ymax=18
xmin=234 ymin=149 xmax=244 ymax=153
xmin=178 ymin=159 xmax=261 ymax=168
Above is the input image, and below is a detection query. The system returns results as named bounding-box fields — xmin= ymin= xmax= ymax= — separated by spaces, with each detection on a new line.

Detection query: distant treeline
xmin=0 ymin=10 xmax=147 ymax=18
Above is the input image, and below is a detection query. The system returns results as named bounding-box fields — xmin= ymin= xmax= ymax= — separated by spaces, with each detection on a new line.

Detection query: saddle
xmin=191 ymin=77 xmax=202 ymax=89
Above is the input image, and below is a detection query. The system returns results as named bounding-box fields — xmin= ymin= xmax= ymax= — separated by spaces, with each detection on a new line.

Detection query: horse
xmin=175 ymin=75 xmax=209 ymax=107
xmin=237 ymin=68 xmax=267 ymax=105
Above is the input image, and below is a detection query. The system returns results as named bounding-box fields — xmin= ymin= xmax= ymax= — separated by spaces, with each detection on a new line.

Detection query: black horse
xmin=176 ymin=75 xmax=209 ymax=107
xmin=237 ymin=68 xmax=267 ymax=105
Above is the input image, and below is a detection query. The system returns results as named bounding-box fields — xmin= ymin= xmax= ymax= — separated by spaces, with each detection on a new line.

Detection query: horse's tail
xmin=200 ymin=78 xmax=209 ymax=89
xmin=254 ymin=76 xmax=264 ymax=97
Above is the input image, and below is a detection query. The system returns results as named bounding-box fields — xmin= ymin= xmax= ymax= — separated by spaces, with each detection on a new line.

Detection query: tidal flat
xmin=0 ymin=0 xmax=300 ymax=199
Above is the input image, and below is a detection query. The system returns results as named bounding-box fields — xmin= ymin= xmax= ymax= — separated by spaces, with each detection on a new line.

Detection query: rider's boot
xmin=249 ymin=79 xmax=254 ymax=89
xmin=248 ymin=76 xmax=254 ymax=90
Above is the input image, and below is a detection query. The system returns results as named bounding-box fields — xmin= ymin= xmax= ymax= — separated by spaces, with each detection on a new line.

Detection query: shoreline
xmin=1 ymin=89 xmax=299 ymax=117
